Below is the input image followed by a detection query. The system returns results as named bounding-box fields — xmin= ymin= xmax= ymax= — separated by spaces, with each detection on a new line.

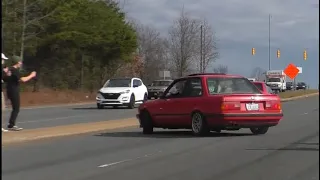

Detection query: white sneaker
xmin=2 ymin=128 xmax=8 ymax=132
xmin=7 ymin=126 xmax=23 ymax=131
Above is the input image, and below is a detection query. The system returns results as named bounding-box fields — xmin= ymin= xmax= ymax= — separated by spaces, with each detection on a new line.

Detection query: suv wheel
xmin=250 ymin=127 xmax=269 ymax=135
xmin=143 ymin=93 xmax=148 ymax=103
xmin=127 ymin=95 xmax=135 ymax=109
xmin=191 ymin=112 xmax=209 ymax=136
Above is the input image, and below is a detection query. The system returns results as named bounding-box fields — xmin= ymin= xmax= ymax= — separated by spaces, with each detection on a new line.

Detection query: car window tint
xmin=137 ymin=80 xmax=142 ymax=86
xmin=253 ymin=83 xmax=263 ymax=91
xmin=207 ymin=77 xmax=260 ymax=94
xmin=133 ymin=80 xmax=139 ymax=86
xmin=181 ymin=78 xmax=203 ymax=97
xmin=165 ymin=79 xmax=187 ymax=98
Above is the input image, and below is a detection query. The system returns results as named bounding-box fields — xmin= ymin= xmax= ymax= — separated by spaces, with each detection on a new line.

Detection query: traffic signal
xmin=276 ymin=49 xmax=280 ymax=58
xmin=303 ymin=50 xmax=307 ymax=60
xmin=251 ymin=48 xmax=255 ymax=55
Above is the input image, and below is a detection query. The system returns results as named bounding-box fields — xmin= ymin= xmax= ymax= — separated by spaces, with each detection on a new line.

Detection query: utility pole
xmin=200 ymin=25 xmax=203 ymax=73
xmin=268 ymin=14 xmax=271 ymax=70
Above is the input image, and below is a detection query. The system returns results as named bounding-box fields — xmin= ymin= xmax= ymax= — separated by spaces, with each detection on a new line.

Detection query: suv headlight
xmin=96 ymin=93 xmax=103 ymax=99
xmin=120 ymin=90 xmax=130 ymax=94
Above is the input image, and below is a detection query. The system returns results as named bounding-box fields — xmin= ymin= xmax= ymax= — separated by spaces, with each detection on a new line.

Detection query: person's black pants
xmin=6 ymin=91 xmax=20 ymax=128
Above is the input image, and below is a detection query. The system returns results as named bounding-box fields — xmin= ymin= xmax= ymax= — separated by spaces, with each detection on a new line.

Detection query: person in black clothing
xmin=2 ymin=53 xmax=9 ymax=132
xmin=3 ymin=56 xmax=36 ymax=131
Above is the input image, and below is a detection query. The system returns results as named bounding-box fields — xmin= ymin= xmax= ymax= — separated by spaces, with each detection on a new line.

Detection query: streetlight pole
xmin=268 ymin=14 xmax=271 ymax=70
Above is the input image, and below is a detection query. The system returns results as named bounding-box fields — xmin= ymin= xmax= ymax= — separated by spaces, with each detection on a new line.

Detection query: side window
xmin=138 ymin=80 xmax=142 ymax=86
xmin=164 ymin=79 xmax=187 ymax=98
xmin=181 ymin=78 xmax=203 ymax=97
xmin=133 ymin=79 xmax=139 ymax=87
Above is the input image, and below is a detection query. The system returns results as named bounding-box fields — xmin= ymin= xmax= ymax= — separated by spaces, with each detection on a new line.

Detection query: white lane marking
xmin=98 ymin=151 xmax=162 ymax=168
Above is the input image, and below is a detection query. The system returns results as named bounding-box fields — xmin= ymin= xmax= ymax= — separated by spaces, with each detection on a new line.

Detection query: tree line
xmin=2 ymin=0 xmax=220 ymax=92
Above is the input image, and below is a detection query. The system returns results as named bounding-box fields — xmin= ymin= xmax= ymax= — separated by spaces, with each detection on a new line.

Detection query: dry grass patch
xmin=279 ymin=89 xmax=319 ymax=99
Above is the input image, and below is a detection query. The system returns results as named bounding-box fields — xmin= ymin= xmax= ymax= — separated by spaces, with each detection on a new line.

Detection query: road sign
xmin=159 ymin=70 xmax=171 ymax=79
xmin=297 ymin=67 xmax=302 ymax=74
xmin=284 ymin=63 xmax=299 ymax=79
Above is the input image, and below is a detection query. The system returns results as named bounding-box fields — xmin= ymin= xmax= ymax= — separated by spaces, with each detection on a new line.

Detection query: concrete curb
xmin=2 ymin=93 xmax=318 ymax=145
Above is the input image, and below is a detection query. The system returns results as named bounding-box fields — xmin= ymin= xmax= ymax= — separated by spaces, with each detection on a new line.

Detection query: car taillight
xmin=265 ymin=101 xmax=281 ymax=110
xmin=221 ymin=102 xmax=241 ymax=111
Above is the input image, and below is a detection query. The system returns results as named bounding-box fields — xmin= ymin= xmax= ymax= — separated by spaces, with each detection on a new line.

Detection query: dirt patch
xmin=2 ymin=118 xmax=138 ymax=145
xmin=279 ymin=89 xmax=319 ymax=99
xmin=3 ymin=88 xmax=96 ymax=107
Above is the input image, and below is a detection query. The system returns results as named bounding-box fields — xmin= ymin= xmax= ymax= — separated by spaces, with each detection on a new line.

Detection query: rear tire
xmin=97 ymin=104 xmax=104 ymax=109
xmin=250 ymin=127 xmax=269 ymax=135
xmin=141 ymin=111 xmax=153 ymax=134
xmin=191 ymin=112 xmax=209 ymax=136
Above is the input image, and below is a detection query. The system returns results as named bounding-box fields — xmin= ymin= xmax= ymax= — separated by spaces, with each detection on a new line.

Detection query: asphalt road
xmin=2 ymin=96 xmax=319 ymax=180
xmin=2 ymin=103 xmax=136 ymax=129
xmin=2 ymin=96 xmax=318 ymax=129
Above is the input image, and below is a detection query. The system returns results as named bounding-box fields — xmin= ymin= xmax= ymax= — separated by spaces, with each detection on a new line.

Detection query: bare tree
xmin=132 ymin=21 xmax=168 ymax=83
xmin=19 ymin=0 xmax=58 ymax=57
xmin=198 ymin=19 xmax=219 ymax=73
xmin=251 ymin=67 xmax=266 ymax=80
xmin=167 ymin=9 xmax=200 ymax=77
xmin=213 ymin=64 xmax=228 ymax=73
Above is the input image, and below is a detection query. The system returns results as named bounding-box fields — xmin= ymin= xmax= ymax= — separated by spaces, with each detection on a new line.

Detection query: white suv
xmin=96 ymin=78 xmax=148 ymax=109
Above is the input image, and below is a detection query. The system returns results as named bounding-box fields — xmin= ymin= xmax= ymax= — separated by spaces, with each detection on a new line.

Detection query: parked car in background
xmin=147 ymin=79 xmax=173 ymax=99
xmin=137 ymin=73 xmax=283 ymax=136
xmin=252 ymin=81 xmax=274 ymax=94
xmin=286 ymin=82 xmax=294 ymax=90
xmin=96 ymin=77 xmax=148 ymax=109
xmin=296 ymin=82 xmax=307 ymax=90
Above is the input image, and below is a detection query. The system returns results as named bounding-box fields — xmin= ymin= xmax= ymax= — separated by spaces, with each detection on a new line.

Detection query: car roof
xmin=252 ymin=81 xmax=265 ymax=84
xmin=187 ymin=73 xmax=244 ymax=78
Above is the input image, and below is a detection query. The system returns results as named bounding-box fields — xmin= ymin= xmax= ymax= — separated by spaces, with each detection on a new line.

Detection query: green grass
xmin=279 ymin=89 xmax=319 ymax=99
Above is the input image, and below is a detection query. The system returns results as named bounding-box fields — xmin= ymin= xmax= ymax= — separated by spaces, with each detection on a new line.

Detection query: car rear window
xmin=253 ymin=83 xmax=263 ymax=91
xmin=206 ymin=77 xmax=261 ymax=94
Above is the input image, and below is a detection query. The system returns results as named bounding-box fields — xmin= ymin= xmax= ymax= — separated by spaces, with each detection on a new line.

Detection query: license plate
xmin=246 ymin=103 xmax=259 ymax=111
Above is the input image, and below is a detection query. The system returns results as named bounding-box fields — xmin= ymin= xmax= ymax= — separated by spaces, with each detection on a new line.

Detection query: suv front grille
xmin=101 ymin=93 xmax=120 ymax=99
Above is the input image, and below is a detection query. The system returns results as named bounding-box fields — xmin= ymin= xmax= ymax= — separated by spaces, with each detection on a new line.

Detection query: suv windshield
xmin=103 ymin=78 xmax=131 ymax=87
xmin=207 ymin=77 xmax=260 ymax=94
xmin=267 ymin=78 xmax=281 ymax=82
xmin=151 ymin=80 xmax=172 ymax=86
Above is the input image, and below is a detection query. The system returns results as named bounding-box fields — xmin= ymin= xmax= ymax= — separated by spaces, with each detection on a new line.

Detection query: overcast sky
xmin=122 ymin=0 xmax=319 ymax=87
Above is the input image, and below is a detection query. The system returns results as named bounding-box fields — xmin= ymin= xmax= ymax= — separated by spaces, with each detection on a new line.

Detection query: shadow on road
xmin=94 ymin=131 xmax=253 ymax=139
xmin=71 ymin=106 xmax=131 ymax=110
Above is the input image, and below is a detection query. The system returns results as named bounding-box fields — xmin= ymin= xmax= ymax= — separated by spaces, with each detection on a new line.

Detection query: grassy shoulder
xmin=279 ymin=89 xmax=319 ymax=99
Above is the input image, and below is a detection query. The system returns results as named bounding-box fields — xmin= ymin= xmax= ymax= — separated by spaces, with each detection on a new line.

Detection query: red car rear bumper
xmin=205 ymin=113 xmax=283 ymax=128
